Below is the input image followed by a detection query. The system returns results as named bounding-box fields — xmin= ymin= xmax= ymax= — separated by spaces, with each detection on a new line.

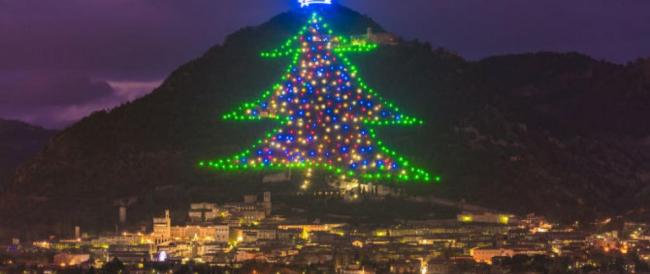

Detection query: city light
xmin=158 ymin=251 xmax=167 ymax=262
xmin=12 ymin=199 xmax=647 ymax=273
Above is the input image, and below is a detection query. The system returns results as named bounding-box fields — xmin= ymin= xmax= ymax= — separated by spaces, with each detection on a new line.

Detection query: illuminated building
xmin=263 ymin=191 xmax=272 ymax=215
xmin=457 ymin=212 xmax=514 ymax=225
xmin=278 ymin=223 xmax=345 ymax=233
xmin=262 ymin=170 xmax=292 ymax=183
xmin=244 ymin=195 xmax=257 ymax=204
xmin=53 ymin=253 xmax=90 ymax=267
xmin=638 ymin=250 xmax=650 ymax=263
xmin=351 ymin=27 xmax=399 ymax=46
xmin=188 ymin=203 xmax=223 ymax=223
xmin=170 ymin=225 xmax=229 ymax=243
xmin=471 ymin=248 xmax=514 ymax=264
xmin=340 ymin=265 xmax=376 ymax=274
xmin=153 ymin=209 xmax=229 ymax=245
xmin=152 ymin=210 xmax=171 ymax=245
xmin=520 ymin=213 xmax=553 ymax=233
xmin=108 ymin=244 xmax=153 ymax=265
xmin=257 ymin=228 xmax=278 ymax=241
xmin=93 ymin=233 xmax=146 ymax=246
xmin=198 ymin=243 xmax=229 ymax=256
xmin=240 ymin=210 xmax=267 ymax=224
xmin=235 ymin=249 xmax=264 ymax=262
xmin=230 ymin=228 xmax=276 ymax=243
xmin=470 ymin=246 xmax=546 ymax=264
xmin=426 ymin=259 xmax=450 ymax=274
xmin=220 ymin=193 xmax=273 ymax=224
xmin=388 ymin=260 xmax=420 ymax=273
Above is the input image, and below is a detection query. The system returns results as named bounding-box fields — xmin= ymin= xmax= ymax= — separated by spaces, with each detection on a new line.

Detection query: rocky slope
xmin=1 ymin=5 xmax=649 ymax=238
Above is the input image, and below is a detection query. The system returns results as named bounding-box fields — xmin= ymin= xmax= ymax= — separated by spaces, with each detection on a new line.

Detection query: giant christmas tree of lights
xmin=200 ymin=9 xmax=438 ymax=183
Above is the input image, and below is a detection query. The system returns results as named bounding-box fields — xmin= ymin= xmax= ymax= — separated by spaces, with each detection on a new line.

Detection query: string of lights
xmin=201 ymin=13 xmax=438 ymax=183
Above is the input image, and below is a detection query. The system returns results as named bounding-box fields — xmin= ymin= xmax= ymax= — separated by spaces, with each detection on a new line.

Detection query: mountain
xmin=1 ymin=5 xmax=649 ymax=238
xmin=0 ymin=119 xmax=56 ymax=189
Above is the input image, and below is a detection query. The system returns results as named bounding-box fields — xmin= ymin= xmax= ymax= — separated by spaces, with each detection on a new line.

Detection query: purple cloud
xmin=0 ymin=70 xmax=160 ymax=128
xmin=0 ymin=71 xmax=112 ymax=107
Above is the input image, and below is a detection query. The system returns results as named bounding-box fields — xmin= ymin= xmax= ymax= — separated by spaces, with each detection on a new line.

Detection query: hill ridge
xmin=1 ymin=5 xmax=650 ymax=239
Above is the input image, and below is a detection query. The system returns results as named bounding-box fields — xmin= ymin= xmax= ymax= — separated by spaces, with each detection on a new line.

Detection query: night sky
xmin=1 ymin=0 xmax=649 ymax=129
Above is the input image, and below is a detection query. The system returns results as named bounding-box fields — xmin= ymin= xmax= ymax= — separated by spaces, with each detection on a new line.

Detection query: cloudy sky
xmin=1 ymin=0 xmax=649 ymax=128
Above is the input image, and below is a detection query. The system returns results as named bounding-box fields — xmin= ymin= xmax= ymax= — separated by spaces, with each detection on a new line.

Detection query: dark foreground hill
xmin=1 ymin=5 xmax=650 ymax=238
xmin=0 ymin=119 xmax=56 ymax=188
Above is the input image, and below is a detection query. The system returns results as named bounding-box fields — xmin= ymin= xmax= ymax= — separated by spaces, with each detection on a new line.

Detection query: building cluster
xmin=350 ymin=27 xmax=400 ymax=46
xmin=3 ymin=194 xmax=650 ymax=273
